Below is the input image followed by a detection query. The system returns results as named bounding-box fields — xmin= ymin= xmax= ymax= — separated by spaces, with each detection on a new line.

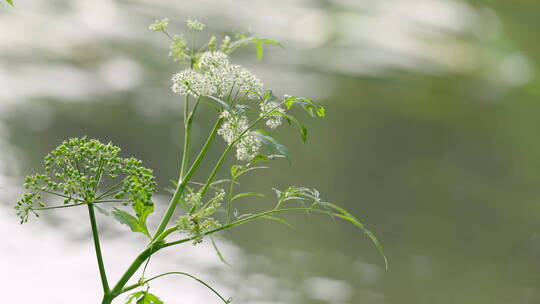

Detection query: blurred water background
xmin=2 ymin=0 xmax=540 ymax=303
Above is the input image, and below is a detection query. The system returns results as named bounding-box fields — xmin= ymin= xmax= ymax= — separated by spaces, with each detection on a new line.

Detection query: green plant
xmin=14 ymin=18 xmax=386 ymax=304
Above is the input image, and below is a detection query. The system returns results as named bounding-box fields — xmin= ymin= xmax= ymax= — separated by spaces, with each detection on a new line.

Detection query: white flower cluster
xmin=218 ymin=110 xmax=262 ymax=162
xmin=260 ymin=101 xmax=285 ymax=129
xmin=171 ymin=51 xmax=263 ymax=99
xmin=236 ymin=135 xmax=262 ymax=162
xmin=171 ymin=69 xmax=215 ymax=97
xmin=217 ymin=110 xmax=248 ymax=144
xmin=187 ymin=19 xmax=205 ymax=31
xmin=199 ymin=51 xmax=229 ymax=69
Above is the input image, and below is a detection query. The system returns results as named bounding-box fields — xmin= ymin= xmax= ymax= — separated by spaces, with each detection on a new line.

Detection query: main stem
xmin=87 ymin=203 xmax=110 ymax=294
xmin=180 ymin=94 xmax=190 ymax=179
xmin=152 ymin=117 xmax=223 ymax=240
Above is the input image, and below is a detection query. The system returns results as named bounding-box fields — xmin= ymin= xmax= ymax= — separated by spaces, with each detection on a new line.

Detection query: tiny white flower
xmin=260 ymin=101 xmax=284 ymax=129
xmin=171 ymin=69 xmax=216 ymax=97
xmin=199 ymin=51 xmax=229 ymax=69
xmin=229 ymin=64 xmax=263 ymax=100
xmin=235 ymin=135 xmax=262 ymax=162
xmin=217 ymin=111 xmax=249 ymax=145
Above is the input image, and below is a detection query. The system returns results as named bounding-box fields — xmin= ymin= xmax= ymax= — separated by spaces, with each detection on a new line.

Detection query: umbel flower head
xmin=171 ymin=69 xmax=216 ymax=97
xmin=14 ymin=137 xmax=156 ymax=223
xmin=171 ymin=52 xmax=263 ymax=100
xmin=149 ymin=18 xmax=169 ymax=32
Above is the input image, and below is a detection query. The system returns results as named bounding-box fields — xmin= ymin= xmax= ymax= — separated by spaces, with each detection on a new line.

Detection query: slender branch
xmin=87 ymin=203 xmax=110 ymax=293
xmin=199 ymin=101 xmax=285 ymax=197
xmin=162 ymin=207 xmax=316 ymax=249
xmin=31 ymin=200 xmax=118 ymax=211
xmin=152 ymin=118 xmax=223 ymax=240
xmin=226 ymin=175 xmax=237 ymax=224
xmin=93 ymin=158 xmax=104 ymax=193
xmin=199 ymin=145 xmax=233 ymax=197
xmin=110 ymin=207 xmax=324 ymax=297
xmin=36 ymin=189 xmax=83 ymax=202
xmin=33 ymin=202 xmax=86 ymax=211
xmin=95 ymin=177 xmax=129 ymax=201
xmin=121 ymin=272 xmax=229 ymax=303
xmin=110 ymin=244 xmax=163 ymax=296
xmin=180 ymin=94 xmax=191 ymax=179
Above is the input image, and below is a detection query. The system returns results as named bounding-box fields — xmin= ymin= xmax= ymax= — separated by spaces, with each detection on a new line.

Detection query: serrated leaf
xmin=283 ymin=114 xmax=308 ymax=143
xmin=112 ymin=208 xmax=150 ymax=238
xmin=231 ymin=192 xmax=264 ymax=202
xmin=283 ymin=96 xmax=325 ymax=118
xmin=252 ymin=130 xmax=290 ymax=163
xmin=321 ymin=202 xmax=388 ymax=269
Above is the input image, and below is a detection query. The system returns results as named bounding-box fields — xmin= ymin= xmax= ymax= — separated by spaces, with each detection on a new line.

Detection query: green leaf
xmin=6 ymin=0 xmax=13 ymax=5
xmin=231 ymin=192 xmax=264 ymax=202
xmin=125 ymin=291 xmax=163 ymax=304
xmin=284 ymin=96 xmax=326 ymax=118
xmin=233 ymin=166 xmax=269 ymax=178
xmin=262 ymin=215 xmax=292 ymax=227
xmin=250 ymin=154 xmax=269 ymax=163
xmin=205 ymin=95 xmax=231 ymax=111
xmin=252 ymin=130 xmax=290 ymax=163
xmin=283 ymin=114 xmax=308 ymax=143
xmin=228 ymin=36 xmax=282 ymax=59
xmin=211 ymin=236 xmax=231 ymax=267
xmin=230 ymin=165 xmax=241 ymax=178
xmin=95 ymin=205 xmax=110 ymax=216
xmin=321 ymin=202 xmax=388 ymax=269
xmin=112 ymin=208 xmax=150 ymax=237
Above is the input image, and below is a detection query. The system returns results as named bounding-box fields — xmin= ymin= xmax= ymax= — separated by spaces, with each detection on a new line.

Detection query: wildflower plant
xmin=14 ymin=18 xmax=386 ymax=304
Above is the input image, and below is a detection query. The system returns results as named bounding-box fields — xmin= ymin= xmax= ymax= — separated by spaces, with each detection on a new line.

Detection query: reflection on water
xmin=2 ymin=0 xmax=540 ymax=303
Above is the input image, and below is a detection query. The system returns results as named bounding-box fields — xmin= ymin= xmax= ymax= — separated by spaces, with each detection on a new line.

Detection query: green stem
xmin=121 ymin=272 xmax=229 ymax=303
xmin=95 ymin=176 xmax=129 ymax=201
xmin=180 ymin=94 xmax=191 ymax=179
xmin=199 ymin=144 xmax=233 ymax=197
xmin=162 ymin=207 xmax=316 ymax=249
xmin=199 ymin=102 xmax=283 ymax=198
xmin=87 ymin=203 xmax=110 ymax=294
xmin=110 ymin=244 xmax=163 ymax=296
xmin=111 ymin=207 xmax=315 ymax=296
xmin=152 ymin=118 xmax=223 ymax=240
xmin=32 ymin=200 xmax=119 ymax=211
xmin=226 ymin=176 xmax=237 ymax=224
xmin=101 ymin=294 xmax=113 ymax=304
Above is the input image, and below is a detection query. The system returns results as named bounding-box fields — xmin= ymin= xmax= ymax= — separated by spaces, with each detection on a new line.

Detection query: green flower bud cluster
xmin=149 ymin=18 xmax=169 ymax=32
xmin=186 ymin=19 xmax=205 ymax=32
xmin=14 ymin=193 xmax=43 ymax=223
xmin=176 ymin=189 xmax=225 ymax=244
xmin=169 ymin=35 xmax=188 ymax=63
xmin=14 ymin=137 xmax=156 ymax=223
